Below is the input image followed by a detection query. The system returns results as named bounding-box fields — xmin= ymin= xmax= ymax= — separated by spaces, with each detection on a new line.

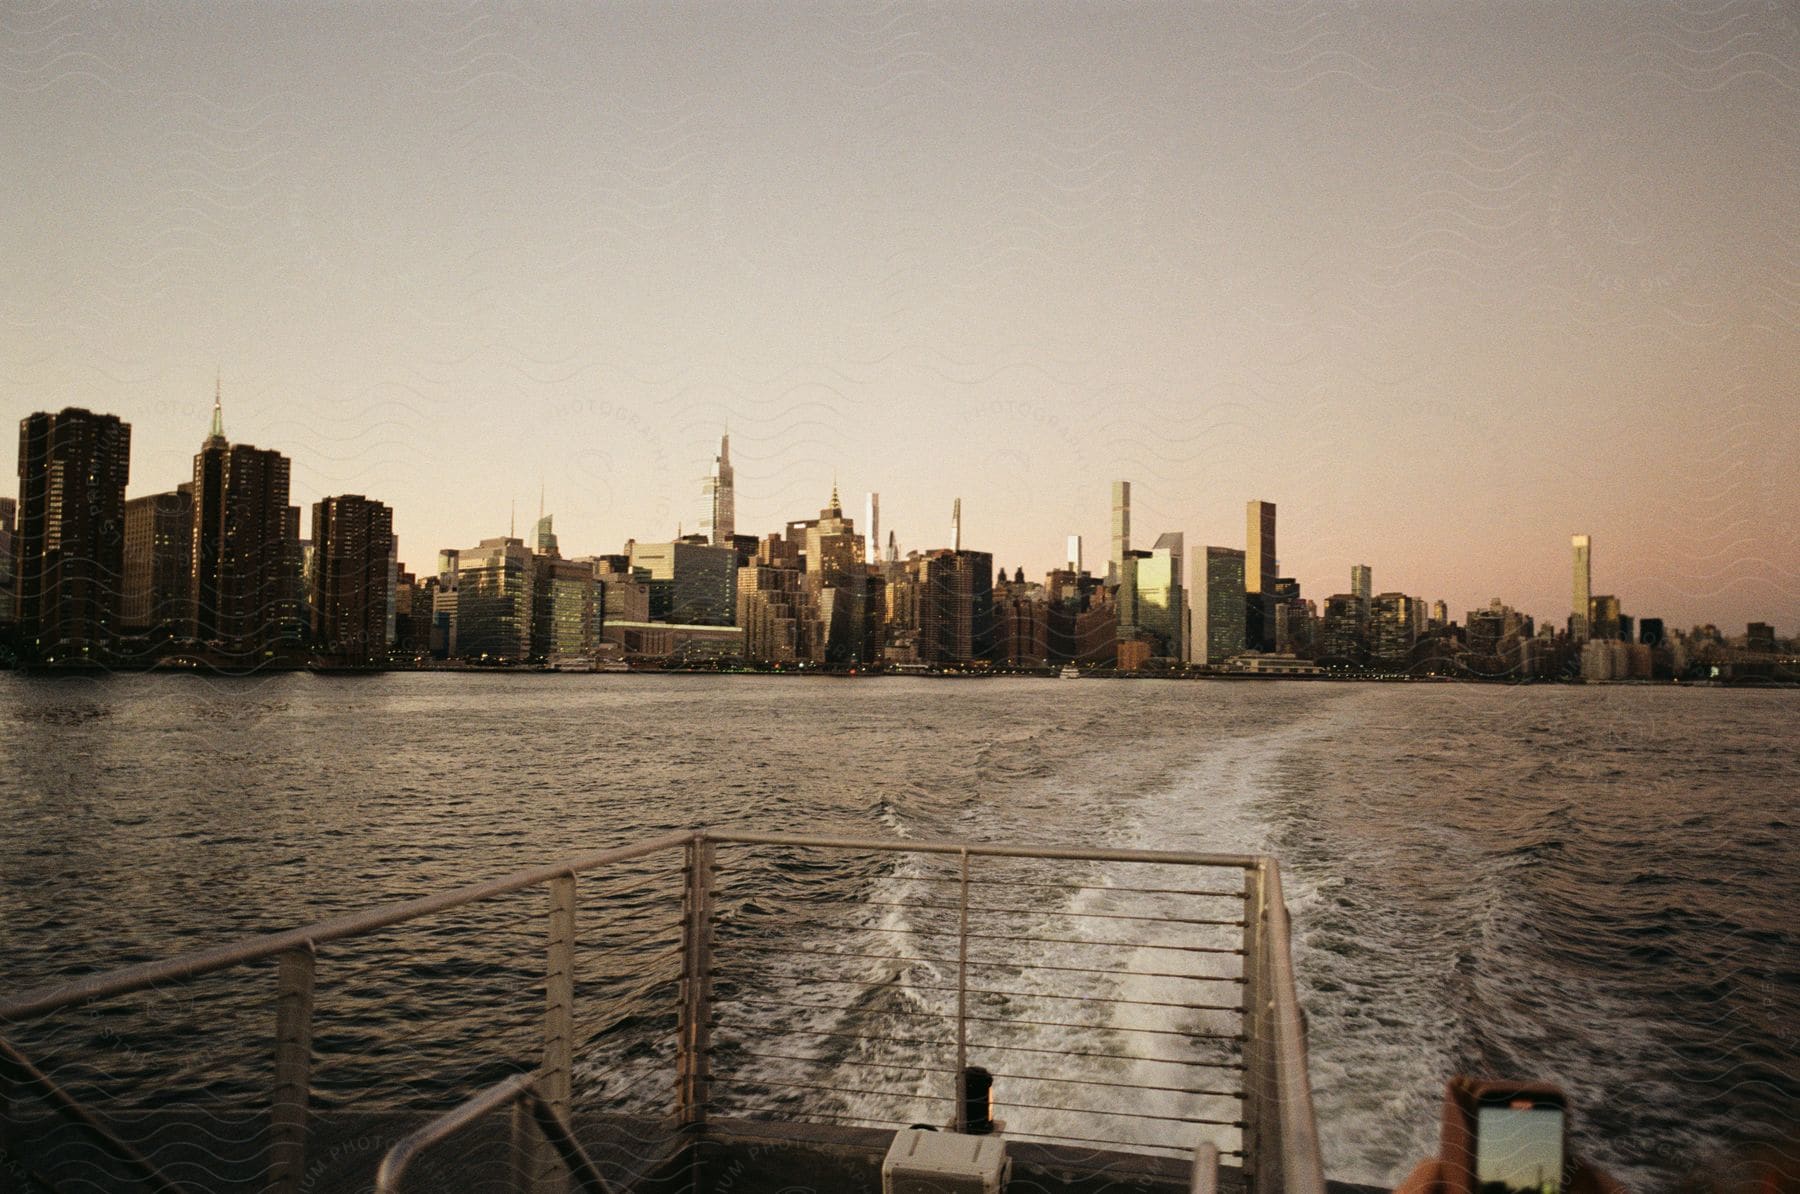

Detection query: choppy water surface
xmin=1 ymin=674 xmax=1794 ymax=1190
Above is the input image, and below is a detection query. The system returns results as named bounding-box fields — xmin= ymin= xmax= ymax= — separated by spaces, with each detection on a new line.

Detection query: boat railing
xmin=0 ymin=828 xmax=1325 ymax=1193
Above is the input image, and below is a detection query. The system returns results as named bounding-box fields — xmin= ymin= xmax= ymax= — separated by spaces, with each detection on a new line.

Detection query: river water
xmin=1 ymin=674 xmax=1794 ymax=1190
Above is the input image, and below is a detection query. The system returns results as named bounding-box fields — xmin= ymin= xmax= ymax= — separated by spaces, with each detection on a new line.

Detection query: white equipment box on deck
xmin=882 ymin=1129 xmax=1010 ymax=1194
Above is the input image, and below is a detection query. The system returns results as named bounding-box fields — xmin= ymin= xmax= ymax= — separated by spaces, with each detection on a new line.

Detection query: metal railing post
xmin=676 ymin=835 xmax=714 ymax=1130
xmin=1241 ymin=863 xmax=1268 ymax=1193
xmin=270 ymin=943 xmax=316 ymax=1194
xmin=522 ymin=873 xmax=577 ymax=1194
xmin=954 ymin=849 xmax=970 ymax=1133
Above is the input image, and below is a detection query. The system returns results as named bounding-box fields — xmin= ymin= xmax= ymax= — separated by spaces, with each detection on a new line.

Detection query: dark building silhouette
xmin=16 ymin=408 xmax=131 ymax=663
xmin=0 ymin=495 xmax=17 ymax=625
xmin=920 ymin=549 xmax=995 ymax=666
xmin=189 ymin=394 xmax=298 ymax=660
xmin=310 ymin=494 xmax=395 ymax=663
xmin=122 ymin=484 xmax=193 ymax=639
xmin=1638 ymin=617 xmax=1664 ymax=647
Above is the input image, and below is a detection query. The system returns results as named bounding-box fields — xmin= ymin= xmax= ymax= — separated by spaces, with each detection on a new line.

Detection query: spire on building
xmin=207 ymin=372 xmax=226 ymax=444
xmin=951 ymin=497 xmax=962 ymax=552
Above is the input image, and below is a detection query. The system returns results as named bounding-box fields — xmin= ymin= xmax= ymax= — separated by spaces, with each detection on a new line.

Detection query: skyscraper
xmin=189 ymin=393 xmax=297 ymax=660
xmin=1066 ymin=534 xmax=1082 ymax=573
xmin=1194 ymin=547 xmax=1246 ymax=666
xmin=920 ymin=549 xmax=995 ymax=666
xmin=1571 ymin=534 xmax=1592 ymax=640
xmin=702 ymin=432 xmax=734 ymax=547
xmin=311 ymin=495 xmax=396 ymax=664
xmin=1246 ymin=499 xmax=1277 ymax=650
xmin=951 ymin=498 xmax=962 ymax=552
xmin=1351 ymin=564 xmax=1371 ymax=606
xmin=122 ymin=485 xmax=193 ymax=638
xmin=1110 ymin=481 xmax=1130 ymax=583
xmin=864 ymin=492 xmax=880 ymax=565
xmin=534 ymin=512 xmax=558 ymax=557
xmin=1136 ymin=531 xmax=1184 ymax=659
xmin=0 ymin=496 xmax=16 ymax=623
xmin=16 ymin=408 xmax=131 ymax=662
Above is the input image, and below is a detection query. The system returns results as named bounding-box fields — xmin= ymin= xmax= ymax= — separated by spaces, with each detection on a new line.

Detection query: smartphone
xmin=1471 ymin=1088 xmax=1567 ymax=1193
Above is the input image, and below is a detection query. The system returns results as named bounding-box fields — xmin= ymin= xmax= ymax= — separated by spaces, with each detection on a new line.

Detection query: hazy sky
xmin=6 ymin=2 xmax=1796 ymax=631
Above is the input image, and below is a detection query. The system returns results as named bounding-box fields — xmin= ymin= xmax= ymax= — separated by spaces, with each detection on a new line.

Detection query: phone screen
xmin=1474 ymin=1097 xmax=1565 ymax=1193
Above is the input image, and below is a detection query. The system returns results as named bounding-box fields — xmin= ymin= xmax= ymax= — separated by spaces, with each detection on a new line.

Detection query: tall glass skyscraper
xmin=702 ymin=432 xmax=734 ymax=547
xmin=1196 ymin=546 xmax=1246 ymax=665
xmin=1571 ymin=534 xmax=1592 ymax=640
xmin=1246 ymin=499 xmax=1277 ymax=650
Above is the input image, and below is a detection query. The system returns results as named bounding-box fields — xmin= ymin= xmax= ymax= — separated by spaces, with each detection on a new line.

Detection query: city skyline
xmin=16 ymin=397 xmax=1790 ymax=650
xmin=6 ymin=5 xmax=1795 ymax=630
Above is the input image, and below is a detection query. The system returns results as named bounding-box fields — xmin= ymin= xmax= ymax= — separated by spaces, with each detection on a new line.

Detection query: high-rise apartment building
xmin=919 ymin=550 xmax=995 ymax=666
xmin=1246 ymin=500 xmax=1277 ymax=650
xmin=532 ymin=554 xmax=600 ymax=660
xmin=1194 ymin=546 xmax=1246 ymax=666
xmin=702 ymin=433 xmax=734 ymax=547
xmin=311 ymin=495 xmax=395 ymax=663
xmin=16 ymin=408 xmax=131 ymax=662
xmin=1320 ymin=594 xmax=1364 ymax=661
xmin=189 ymin=395 xmax=298 ymax=659
xmin=122 ymin=485 xmax=193 ymax=637
xmin=1369 ymin=592 xmax=1416 ymax=665
xmin=1571 ymin=534 xmax=1591 ymax=640
xmin=0 ymin=496 xmax=16 ymax=623
xmin=1066 ymin=535 xmax=1082 ymax=573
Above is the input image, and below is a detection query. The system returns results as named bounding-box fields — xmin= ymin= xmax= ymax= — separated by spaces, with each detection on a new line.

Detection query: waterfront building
xmin=1194 ymin=546 xmax=1246 ymax=666
xmin=737 ymin=562 xmax=803 ymax=664
xmin=1246 ymin=499 xmax=1277 ymax=650
xmin=122 ymin=485 xmax=193 ymax=639
xmin=1319 ymin=594 xmax=1364 ymax=662
xmin=1638 ymin=617 xmax=1665 ymax=648
xmin=701 ymin=433 xmax=734 ymax=548
xmin=919 ymin=549 xmax=995 ymax=666
xmin=1135 ymin=532 xmax=1184 ymax=660
xmin=392 ymin=569 xmax=432 ymax=658
xmin=431 ymin=549 xmax=460 ymax=658
xmin=1747 ymin=622 xmax=1777 ymax=652
xmin=453 ymin=537 xmax=534 ymax=662
xmin=310 ymin=495 xmax=395 ymax=664
xmin=1369 ymin=592 xmax=1416 ymax=666
xmin=15 ymin=407 xmax=131 ymax=662
xmin=994 ymin=569 xmax=1050 ymax=668
xmin=0 ymin=496 xmax=15 ymax=624
xmin=1589 ymin=594 xmax=1622 ymax=641
xmin=1115 ymin=549 xmax=1147 ymax=643
xmin=1225 ymin=654 xmax=1324 ymax=676
xmin=531 ymin=554 xmax=601 ymax=661
xmin=189 ymin=395 xmax=300 ymax=660
xmin=1116 ymin=638 xmax=1153 ymax=672
xmin=1572 ymin=534 xmax=1592 ymax=640
xmin=1275 ymin=599 xmax=1317 ymax=657
xmin=819 ymin=573 xmax=886 ymax=666
xmin=630 ymin=539 xmax=737 ymax=626
xmin=1110 ymin=481 xmax=1130 ymax=584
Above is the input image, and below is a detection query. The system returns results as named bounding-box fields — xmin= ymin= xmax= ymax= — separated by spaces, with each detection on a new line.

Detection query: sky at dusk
xmin=6 ymin=2 xmax=1796 ymax=631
